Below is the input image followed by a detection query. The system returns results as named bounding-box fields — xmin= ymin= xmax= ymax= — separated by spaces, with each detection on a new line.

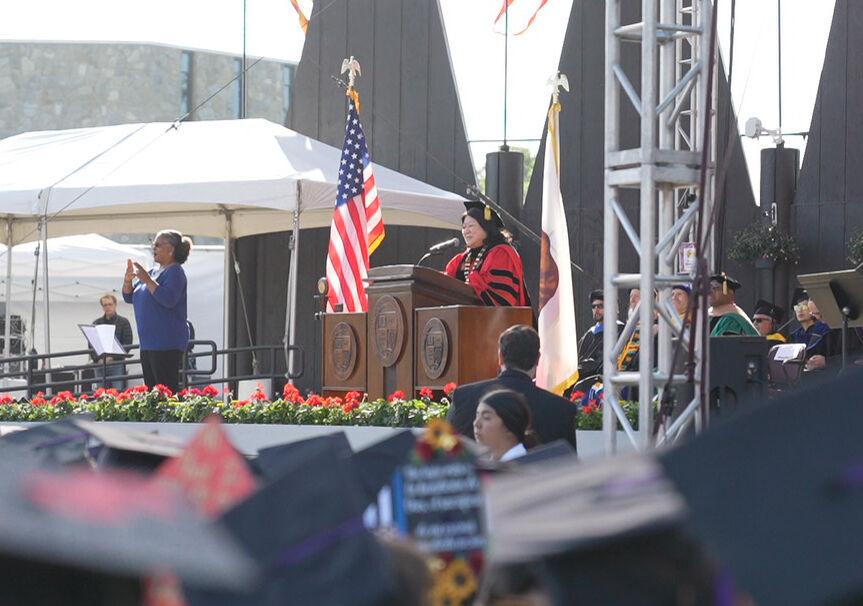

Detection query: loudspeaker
xmin=709 ymin=336 xmax=771 ymax=418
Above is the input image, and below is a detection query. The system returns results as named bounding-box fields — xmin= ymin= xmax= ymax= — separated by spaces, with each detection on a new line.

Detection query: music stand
xmin=79 ymin=324 xmax=132 ymax=389
xmin=798 ymin=266 xmax=863 ymax=372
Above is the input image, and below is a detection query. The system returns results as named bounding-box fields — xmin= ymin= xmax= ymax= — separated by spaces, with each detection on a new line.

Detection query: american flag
xmin=325 ymin=95 xmax=384 ymax=312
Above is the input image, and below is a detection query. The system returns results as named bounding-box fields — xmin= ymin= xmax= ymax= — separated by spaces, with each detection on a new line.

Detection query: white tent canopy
xmin=0 ymin=118 xmax=466 ymax=244
xmin=0 ymin=119 xmax=467 ymax=360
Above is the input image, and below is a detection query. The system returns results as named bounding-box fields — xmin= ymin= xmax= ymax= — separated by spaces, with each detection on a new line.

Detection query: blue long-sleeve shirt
xmin=123 ymin=264 xmax=189 ymax=351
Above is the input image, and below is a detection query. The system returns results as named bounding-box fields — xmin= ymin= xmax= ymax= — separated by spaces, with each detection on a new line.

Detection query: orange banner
xmin=290 ymin=0 xmax=309 ymax=34
xmin=493 ymin=0 xmax=550 ymax=36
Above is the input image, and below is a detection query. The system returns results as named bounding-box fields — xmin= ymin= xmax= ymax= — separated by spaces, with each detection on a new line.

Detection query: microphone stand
xmin=416 ymin=252 xmax=433 ymax=268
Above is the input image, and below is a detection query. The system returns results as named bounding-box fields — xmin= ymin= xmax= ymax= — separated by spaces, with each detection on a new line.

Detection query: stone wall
xmin=0 ymin=42 xmax=295 ymax=138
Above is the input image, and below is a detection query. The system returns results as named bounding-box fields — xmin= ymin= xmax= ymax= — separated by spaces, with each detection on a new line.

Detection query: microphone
xmin=428 ymin=237 xmax=462 ymax=254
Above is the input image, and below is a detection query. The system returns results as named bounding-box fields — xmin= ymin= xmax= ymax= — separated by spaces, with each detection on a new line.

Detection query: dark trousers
xmin=140 ymin=350 xmax=183 ymax=393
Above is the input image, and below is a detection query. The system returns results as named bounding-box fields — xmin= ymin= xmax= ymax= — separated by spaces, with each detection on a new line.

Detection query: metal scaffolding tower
xmin=603 ymin=0 xmax=717 ymax=452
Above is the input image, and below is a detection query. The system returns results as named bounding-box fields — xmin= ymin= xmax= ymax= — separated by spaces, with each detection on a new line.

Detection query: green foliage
xmin=0 ymin=389 xmax=448 ymax=428
xmin=0 ymin=386 xmax=633 ymax=432
xmin=728 ymin=223 xmax=800 ymax=264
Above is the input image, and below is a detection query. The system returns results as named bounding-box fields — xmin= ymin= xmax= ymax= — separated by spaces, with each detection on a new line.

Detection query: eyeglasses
xmin=591 ymin=303 xmax=604 ymax=309
xmin=793 ymin=303 xmax=810 ymax=312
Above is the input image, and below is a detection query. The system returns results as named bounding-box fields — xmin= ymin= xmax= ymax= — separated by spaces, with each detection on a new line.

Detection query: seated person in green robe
xmin=708 ymin=273 xmax=758 ymax=337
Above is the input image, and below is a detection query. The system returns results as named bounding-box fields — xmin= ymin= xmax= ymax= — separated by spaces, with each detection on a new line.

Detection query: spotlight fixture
xmin=744 ymin=117 xmax=784 ymax=145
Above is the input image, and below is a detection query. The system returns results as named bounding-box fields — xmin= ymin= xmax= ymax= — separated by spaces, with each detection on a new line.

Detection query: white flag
xmin=535 ymin=100 xmax=579 ymax=394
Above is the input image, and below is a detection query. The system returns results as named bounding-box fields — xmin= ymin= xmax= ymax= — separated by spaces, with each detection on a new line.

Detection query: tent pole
xmin=28 ymin=233 xmax=39 ymax=357
xmin=41 ymin=217 xmax=52 ymax=396
xmin=284 ymin=184 xmax=301 ymax=384
xmin=4 ymin=219 xmax=12 ymax=370
xmin=41 ymin=219 xmax=50 ymax=364
xmin=223 ymin=214 xmax=232 ymax=403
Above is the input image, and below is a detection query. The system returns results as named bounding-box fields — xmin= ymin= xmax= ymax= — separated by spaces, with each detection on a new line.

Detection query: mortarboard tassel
xmin=484 ymin=205 xmax=492 ymax=221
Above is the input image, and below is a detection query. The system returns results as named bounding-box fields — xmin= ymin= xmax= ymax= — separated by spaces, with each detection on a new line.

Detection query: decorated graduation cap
xmin=186 ymin=441 xmax=398 ymax=606
xmin=463 ymin=199 xmax=505 ymax=231
xmin=155 ymin=416 xmax=257 ymax=518
xmin=753 ymin=299 xmax=785 ymax=324
xmin=659 ymin=370 xmax=863 ymax=605
xmin=709 ymin=272 xmax=742 ymax=294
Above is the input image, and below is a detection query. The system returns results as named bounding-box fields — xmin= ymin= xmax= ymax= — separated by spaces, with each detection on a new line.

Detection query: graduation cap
xmin=0 ymin=416 xmax=91 ymax=467
xmin=659 ymin=369 xmax=863 ymax=605
xmin=463 ymin=199 xmax=505 ymax=230
xmin=0 ymin=417 xmax=185 ymax=473
xmin=510 ymin=440 xmax=575 ymax=467
xmin=0 ymin=463 xmax=256 ymax=604
xmin=485 ymin=454 xmax=687 ymax=566
xmin=792 ymin=287 xmax=810 ymax=306
xmin=186 ymin=442 xmax=398 ymax=606
xmin=350 ymin=430 xmax=416 ymax=505
xmin=484 ymin=455 xmax=712 ymax=605
xmin=75 ymin=420 xmax=185 ymax=472
xmin=155 ymin=416 xmax=256 ymax=518
xmin=253 ymin=432 xmax=353 ymax=482
xmin=672 ymin=283 xmax=692 ymax=295
xmin=753 ymin=299 xmax=785 ymax=324
xmin=709 ymin=272 xmax=742 ymax=294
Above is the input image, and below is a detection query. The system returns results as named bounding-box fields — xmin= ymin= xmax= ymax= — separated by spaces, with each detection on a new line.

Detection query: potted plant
xmin=847 ymin=230 xmax=863 ymax=267
xmin=728 ymin=223 xmax=800 ymax=266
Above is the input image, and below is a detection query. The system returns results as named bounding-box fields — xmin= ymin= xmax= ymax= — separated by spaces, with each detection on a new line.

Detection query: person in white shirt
xmin=472 ymin=389 xmax=538 ymax=462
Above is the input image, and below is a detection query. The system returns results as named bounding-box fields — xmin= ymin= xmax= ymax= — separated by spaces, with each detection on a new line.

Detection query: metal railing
xmin=0 ymin=340 xmax=304 ymax=397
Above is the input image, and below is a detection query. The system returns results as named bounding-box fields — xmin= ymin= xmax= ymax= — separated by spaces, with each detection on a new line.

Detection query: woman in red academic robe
xmin=445 ymin=201 xmax=531 ymax=307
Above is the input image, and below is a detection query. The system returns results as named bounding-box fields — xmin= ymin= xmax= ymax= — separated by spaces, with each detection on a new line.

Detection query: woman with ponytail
xmin=123 ymin=229 xmax=193 ymax=392
xmin=472 ymin=389 xmax=539 ymax=462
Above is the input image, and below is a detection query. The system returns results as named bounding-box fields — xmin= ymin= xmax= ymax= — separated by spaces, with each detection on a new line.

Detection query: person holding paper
xmin=90 ymin=294 xmax=133 ymax=389
xmin=123 ymin=229 xmax=192 ymax=392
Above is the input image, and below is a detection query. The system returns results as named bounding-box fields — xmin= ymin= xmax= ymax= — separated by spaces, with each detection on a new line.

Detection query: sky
xmin=1 ymin=0 xmax=836 ymax=201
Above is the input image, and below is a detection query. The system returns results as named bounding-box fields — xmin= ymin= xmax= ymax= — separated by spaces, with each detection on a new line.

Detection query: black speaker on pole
xmin=759 ymin=144 xmax=800 ymax=314
xmin=485 ymin=148 xmax=524 ymax=237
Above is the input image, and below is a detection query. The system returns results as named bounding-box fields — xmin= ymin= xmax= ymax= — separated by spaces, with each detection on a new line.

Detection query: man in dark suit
xmin=447 ymin=325 xmax=578 ymax=452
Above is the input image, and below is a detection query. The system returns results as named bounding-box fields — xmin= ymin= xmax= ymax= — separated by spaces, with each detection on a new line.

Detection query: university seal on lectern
xmin=330 ymin=322 xmax=357 ymax=380
xmin=373 ymin=295 xmax=405 ymax=367
xmin=420 ymin=317 xmax=449 ymax=380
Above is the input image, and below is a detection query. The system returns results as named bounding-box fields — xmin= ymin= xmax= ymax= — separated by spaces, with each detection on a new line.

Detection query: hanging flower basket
xmin=728 ymin=223 xmax=800 ymax=265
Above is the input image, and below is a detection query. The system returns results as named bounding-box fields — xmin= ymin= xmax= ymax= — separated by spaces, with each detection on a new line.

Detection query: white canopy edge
xmin=0 ymin=119 xmax=467 ymax=244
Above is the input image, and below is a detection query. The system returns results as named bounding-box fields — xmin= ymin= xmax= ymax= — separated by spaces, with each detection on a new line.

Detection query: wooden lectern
xmin=321 ymin=265 xmax=535 ymax=399
xmin=415 ymin=305 xmax=534 ymax=391
xmin=365 ymin=265 xmax=479 ymax=399
xmin=321 ymin=312 xmax=367 ymax=395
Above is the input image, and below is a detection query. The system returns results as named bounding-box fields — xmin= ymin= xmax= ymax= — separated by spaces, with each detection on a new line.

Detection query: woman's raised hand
xmin=132 ymin=261 xmax=149 ymax=282
xmin=125 ymin=258 xmax=135 ymax=282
